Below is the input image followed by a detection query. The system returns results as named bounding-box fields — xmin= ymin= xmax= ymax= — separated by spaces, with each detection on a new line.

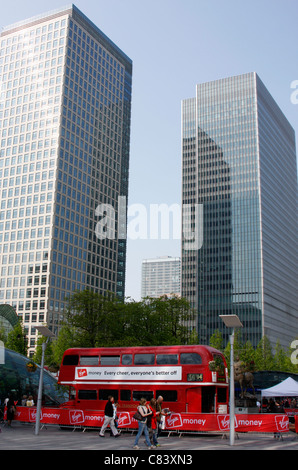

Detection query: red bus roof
xmin=61 ymin=344 xmax=224 ymax=362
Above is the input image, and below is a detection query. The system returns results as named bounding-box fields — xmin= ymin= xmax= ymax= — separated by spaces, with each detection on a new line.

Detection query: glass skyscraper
xmin=0 ymin=5 xmax=132 ymax=354
xmin=182 ymin=72 xmax=298 ymax=350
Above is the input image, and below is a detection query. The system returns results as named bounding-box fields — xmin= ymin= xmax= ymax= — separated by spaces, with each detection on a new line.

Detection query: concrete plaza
xmin=0 ymin=422 xmax=298 ymax=451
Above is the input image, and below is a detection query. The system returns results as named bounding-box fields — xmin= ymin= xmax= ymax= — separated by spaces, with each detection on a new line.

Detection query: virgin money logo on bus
xmin=69 ymin=410 xmax=85 ymax=425
xmin=76 ymin=368 xmax=88 ymax=378
xmin=166 ymin=413 xmax=183 ymax=429
xmin=118 ymin=412 xmax=131 ymax=427
xmin=275 ymin=415 xmax=289 ymax=432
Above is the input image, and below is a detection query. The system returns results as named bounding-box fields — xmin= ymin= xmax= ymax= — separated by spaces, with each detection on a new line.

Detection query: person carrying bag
xmin=133 ymin=398 xmax=153 ymax=449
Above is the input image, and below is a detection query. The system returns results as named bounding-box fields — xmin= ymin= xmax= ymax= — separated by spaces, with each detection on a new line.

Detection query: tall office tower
xmin=182 ymin=72 xmax=298 ymax=349
xmin=141 ymin=256 xmax=181 ymax=299
xmin=0 ymin=6 xmax=132 ymax=353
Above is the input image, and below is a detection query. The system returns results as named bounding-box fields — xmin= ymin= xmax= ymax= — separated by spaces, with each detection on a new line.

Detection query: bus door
xmin=201 ymin=386 xmax=216 ymax=413
xmin=185 ymin=387 xmax=201 ymax=413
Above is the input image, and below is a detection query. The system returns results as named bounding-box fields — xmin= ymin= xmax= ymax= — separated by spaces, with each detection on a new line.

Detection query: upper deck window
xmin=156 ymin=354 xmax=178 ymax=365
xmin=134 ymin=354 xmax=155 ymax=365
xmin=180 ymin=353 xmax=202 ymax=364
xmin=62 ymin=354 xmax=79 ymax=365
xmin=100 ymin=356 xmax=120 ymax=366
xmin=80 ymin=356 xmax=99 ymax=366
xmin=122 ymin=354 xmax=132 ymax=365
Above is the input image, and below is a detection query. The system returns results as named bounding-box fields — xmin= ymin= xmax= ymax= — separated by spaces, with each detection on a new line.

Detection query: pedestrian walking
xmin=148 ymin=398 xmax=160 ymax=447
xmin=110 ymin=400 xmax=120 ymax=436
xmin=133 ymin=398 xmax=153 ymax=449
xmin=156 ymin=395 xmax=164 ymax=436
xmin=6 ymin=395 xmax=16 ymax=427
xmin=99 ymin=396 xmax=120 ymax=438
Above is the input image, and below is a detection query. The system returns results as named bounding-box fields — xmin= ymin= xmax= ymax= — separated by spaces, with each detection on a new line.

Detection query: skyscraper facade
xmin=0 ymin=6 xmax=132 ymax=353
xmin=141 ymin=256 xmax=181 ymax=299
xmin=182 ymin=72 xmax=298 ymax=349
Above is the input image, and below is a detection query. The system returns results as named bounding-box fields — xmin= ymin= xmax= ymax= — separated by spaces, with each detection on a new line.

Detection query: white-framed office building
xmin=0 ymin=5 xmax=132 ymax=353
xmin=141 ymin=256 xmax=181 ymax=299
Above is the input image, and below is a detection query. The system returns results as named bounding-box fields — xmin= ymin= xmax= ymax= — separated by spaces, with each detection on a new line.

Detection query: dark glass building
xmin=182 ymin=73 xmax=298 ymax=349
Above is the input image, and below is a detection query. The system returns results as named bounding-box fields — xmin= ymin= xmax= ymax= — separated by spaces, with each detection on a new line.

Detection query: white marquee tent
xmin=261 ymin=377 xmax=298 ymax=397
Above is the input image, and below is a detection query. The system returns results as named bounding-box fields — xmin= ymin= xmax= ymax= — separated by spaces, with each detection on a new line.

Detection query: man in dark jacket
xmin=99 ymin=396 xmax=120 ymax=437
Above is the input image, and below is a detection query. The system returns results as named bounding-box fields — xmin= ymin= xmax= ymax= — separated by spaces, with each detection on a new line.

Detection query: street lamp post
xmin=219 ymin=315 xmax=243 ymax=446
xmin=34 ymin=326 xmax=55 ymax=436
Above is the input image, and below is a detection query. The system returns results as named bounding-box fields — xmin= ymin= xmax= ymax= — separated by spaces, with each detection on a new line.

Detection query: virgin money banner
xmin=8 ymin=407 xmax=289 ymax=433
xmin=75 ymin=366 xmax=182 ymax=381
xmin=284 ymin=408 xmax=298 ymax=418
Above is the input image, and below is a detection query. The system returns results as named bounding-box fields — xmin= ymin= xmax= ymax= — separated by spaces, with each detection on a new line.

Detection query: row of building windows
xmin=69 ymin=19 xmax=124 ymax=75
xmin=1 ymin=17 xmax=67 ymax=44
xmin=0 ymin=287 xmax=46 ymax=300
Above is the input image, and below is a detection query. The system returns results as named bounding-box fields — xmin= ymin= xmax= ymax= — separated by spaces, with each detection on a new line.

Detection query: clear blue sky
xmin=2 ymin=0 xmax=298 ymax=300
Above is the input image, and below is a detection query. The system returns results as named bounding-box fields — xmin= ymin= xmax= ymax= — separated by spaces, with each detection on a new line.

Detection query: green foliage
xmin=6 ymin=290 xmax=297 ymax=377
xmin=209 ymin=330 xmax=224 ymax=351
xmin=208 ymin=330 xmax=298 ymax=374
xmin=5 ymin=320 xmax=28 ymax=356
xmin=49 ymin=290 xmax=196 ymax=365
xmin=0 ymin=325 xmax=7 ymax=344
xmin=32 ymin=335 xmax=52 ymax=366
xmin=254 ymin=336 xmax=275 ymax=371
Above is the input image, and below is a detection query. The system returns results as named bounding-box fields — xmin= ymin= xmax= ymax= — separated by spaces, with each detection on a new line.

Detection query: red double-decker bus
xmin=58 ymin=345 xmax=228 ymax=414
xmin=10 ymin=345 xmax=288 ymax=434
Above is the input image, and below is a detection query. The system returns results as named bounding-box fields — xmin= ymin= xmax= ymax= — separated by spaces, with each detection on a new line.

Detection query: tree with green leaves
xmin=5 ymin=320 xmax=28 ymax=356
xmin=210 ymin=331 xmax=298 ymax=375
xmin=254 ymin=336 xmax=275 ymax=371
xmin=209 ymin=330 xmax=224 ymax=351
xmin=49 ymin=290 xmax=197 ymax=365
xmin=126 ymin=295 xmax=195 ymax=346
xmin=63 ymin=289 xmax=117 ymax=347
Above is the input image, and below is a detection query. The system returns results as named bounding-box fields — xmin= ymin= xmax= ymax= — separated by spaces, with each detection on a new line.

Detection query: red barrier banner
xmin=6 ymin=406 xmax=289 ymax=433
xmin=284 ymin=408 xmax=298 ymax=418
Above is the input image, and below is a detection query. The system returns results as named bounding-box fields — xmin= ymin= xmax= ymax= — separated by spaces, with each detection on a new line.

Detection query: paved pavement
xmin=1 ymin=422 xmax=298 ymax=454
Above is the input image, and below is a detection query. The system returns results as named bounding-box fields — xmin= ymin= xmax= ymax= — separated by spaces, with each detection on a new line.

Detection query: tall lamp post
xmin=35 ymin=325 xmax=55 ymax=436
xmin=219 ymin=315 xmax=243 ymax=446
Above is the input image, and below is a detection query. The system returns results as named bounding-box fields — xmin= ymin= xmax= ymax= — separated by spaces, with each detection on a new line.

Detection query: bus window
xmin=134 ymin=354 xmax=155 ymax=365
xmin=217 ymin=388 xmax=227 ymax=403
xmin=156 ymin=390 xmax=177 ymax=402
xmin=78 ymin=390 xmax=97 ymax=400
xmin=156 ymin=354 xmax=178 ymax=365
xmin=180 ymin=353 xmax=202 ymax=364
xmin=98 ymin=389 xmax=119 ymax=401
xmin=63 ymin=354 xmax=79 ymax=365
xmin=80 ymin=356 xmax=99 ymax=365
xmin=100 ymin=356 xmax=120 ymax=365
xmin=133 ymin=391 xmax=154 ymax=402
xmin=122 ymin=354 xmax=132 ymax=365
xmin=120 ymin=390 xmax=131 ymax=401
